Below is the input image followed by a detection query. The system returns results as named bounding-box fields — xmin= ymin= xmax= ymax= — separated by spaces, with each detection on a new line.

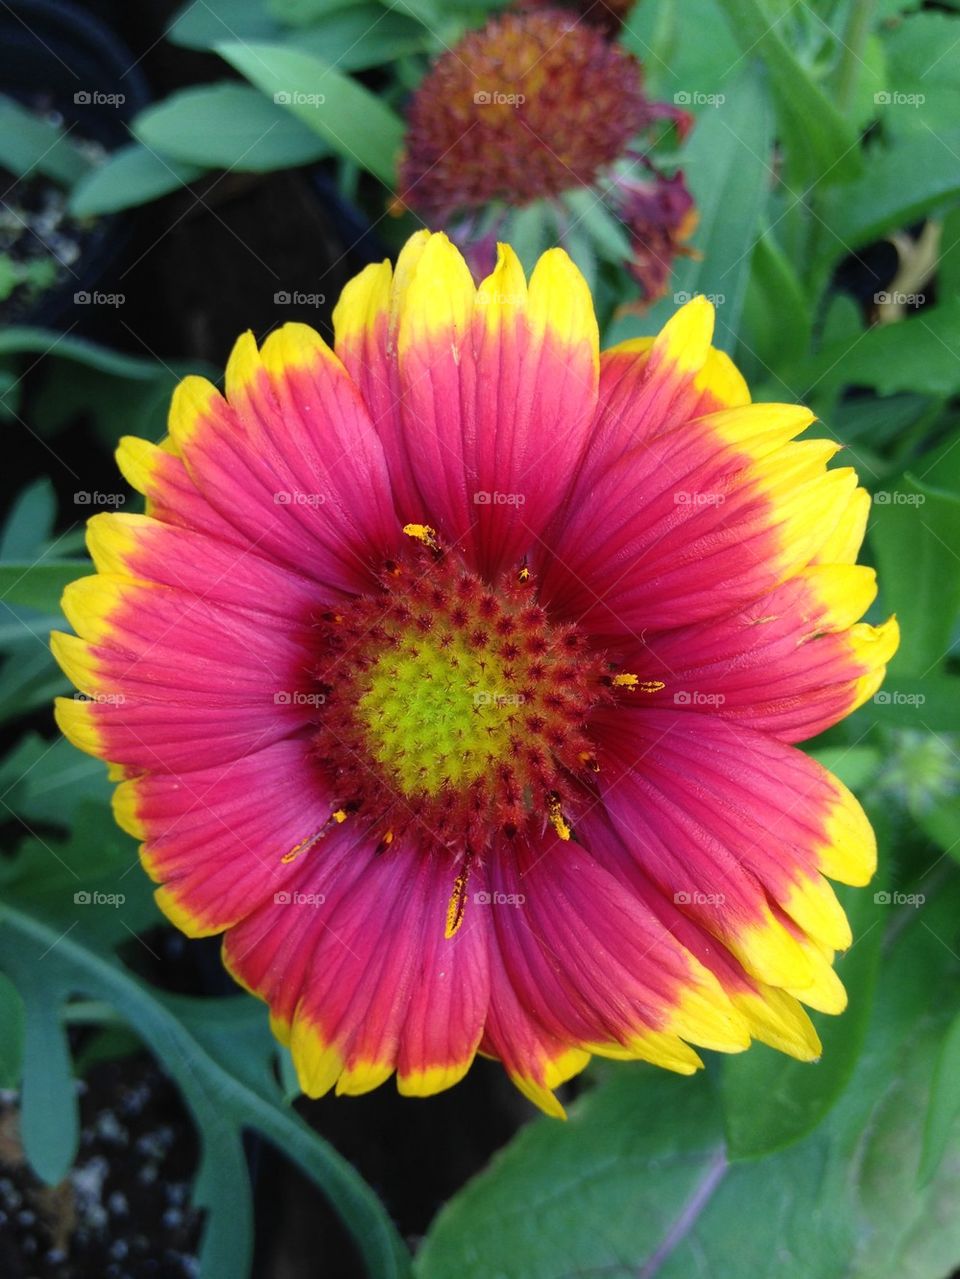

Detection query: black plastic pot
xmin=0 ymin=0 xmax=150 ymax=327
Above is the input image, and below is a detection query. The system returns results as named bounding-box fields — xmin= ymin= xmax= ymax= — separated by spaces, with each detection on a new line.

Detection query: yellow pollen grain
xmin=403 ymin=523 xmax=440 ymax=551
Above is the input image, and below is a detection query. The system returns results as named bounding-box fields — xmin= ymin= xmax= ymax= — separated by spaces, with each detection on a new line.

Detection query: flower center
xmin=307 ymin=544 xmax=628 ymax=857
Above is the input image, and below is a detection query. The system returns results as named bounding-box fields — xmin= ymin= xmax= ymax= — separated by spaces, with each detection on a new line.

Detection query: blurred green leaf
xmin=0 ymin=562 xmax=86 ymax=613
xmin=19 ymin=983 xmax=79 ymax=1184
xmin=0 ymin=329 xmax=161 ymax=379
xmin=0 ymin=95 xmax=92 ymax=189
xmin=713 ymin=0 xmax=861 ymax=188
xmin=70 ymin=143 xmax=204 ymax=217
xmin=606 ymin=70 xmax=774 ymax=353
xmin=881 ymin=11 xmax=960 ymax=141
xmin=0 ymin=972 xmax=25 ymax=1088
xmin=870 ymin=474 xmax=960 ymax=676
xmin=167 ymin=0 xmax=279 ymax=48
xmin=134 ymin=83 xmax=331 ymax=172
xmin=921 ymin=1009 xmax=960 ymax=1182
xmin=862 ymin=677 xmax=960 ymax=730
xmin=741 ymin=225 xmax=813 ymax=378
xmin=216 ymin=41 xmax=404 ymax=184
xmin=295 ymin=7 xmax=432 ymax=69
xmin=818 ymin=131 xmax=960 ymax=255
xmin=0 ymin=479 xmax=56 ymax=560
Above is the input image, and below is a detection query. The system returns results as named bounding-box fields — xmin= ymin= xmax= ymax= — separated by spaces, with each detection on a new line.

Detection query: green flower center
xmin=357 ymin=634 xmax=518 ymax=797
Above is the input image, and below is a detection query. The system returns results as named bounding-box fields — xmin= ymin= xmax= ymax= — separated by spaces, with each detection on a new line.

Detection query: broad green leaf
xmin=134 ymin=83 xmax=331 ymax=171
xmin=268 ymin=0 xmax=368 ymax=24
xmin=605 ymin=70 xmax=774 ymax=353
xmin=0 ymin=94 xmax=92 ymax=188
xmin=869 ymin=474 xmax=960 ymax=677
xmin=216 ymin=41 xmax=404 ymax=184
xmin=921 ymin=1009 xmax=960 ymax=1182
xmin=0 ymin=971 xmax=24 ymax=1088
xmin=167 ymin=0 xmax=280 ymax=48
xmin=741 ymin=225 xmax=813 ymax=379
xmin=0 ymin=562 xmax=86 ymax=613
xmin=818 ymin=131 xmax=960 ymax=255
xmin=808 ymin=746 xmax=881 ymax=791
xmin=19 ymin=985 xmax=79 ymax=1184
xmin=799 ymin=301 xmax=960 ymax=400
xmin=295 ymin=7 xmax=432 ymax=68
xmin=69 ymin=143 xmax=203 ymax=217
xmin=712 ymin=0 xmax=861 ymax=188
xmin=859 ymin=677 xmax=960 ymax=730
xmin=0 ymin=479 xmax=56 ymax=560
xmin=881 ymin=11 xmax=960 ymax=141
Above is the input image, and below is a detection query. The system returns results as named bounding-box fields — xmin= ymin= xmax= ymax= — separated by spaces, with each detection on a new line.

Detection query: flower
xmin=52 ymin=231 xmax=899 ymax=1116
xmin=396 ymin=10 xmax=695 ymax=301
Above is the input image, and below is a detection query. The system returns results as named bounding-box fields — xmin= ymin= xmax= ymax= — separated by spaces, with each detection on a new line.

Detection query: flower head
xmin=397 ymin=11 xmax=694 ymax=299
xmin=53 ymin=231 xmax=898 ymax=1115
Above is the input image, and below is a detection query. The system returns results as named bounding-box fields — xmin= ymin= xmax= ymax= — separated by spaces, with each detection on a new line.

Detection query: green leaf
xmin=0 ymin=562 xmax=85 ymax=613
xmin=712 ymin=0 xmax=861 ymax=188
xmin=920 ymin=1009 xmax=960 ymax=1182
xmin=818 ymin=130 xmax=960 ymax=255
xmin=881 ymin=11 xmax=960 ymax=141
xmin=741 ymin=225 xmax=813 ymax=379
xmin=416 ymin=886 xmax=960 ymax=1279
xmin=0 ymin=971 xmax=24 ymax=1088
xmin=0 ymin=94 xmax=92 ymax=189
xmin=605 ymin=70 xmax=774 ymax=354
xmin=0 ymin=328 xmax=162 ymax=379
xmin=216 ymin=41 xmax=404 ymax=184
xmin=167 ymin=0 xmax=280 ymax=49
xmin=0 ymin=906 xmax=412 ymax=1278
xmin=134 ymin=83 xmax=331 ymax=172
xmin=860 ymin=677 xmax=960 ymax=730
xmin=0 ymin=479 xmax=56 ymax=561
xmin=19 ymin=985 xmax=79 ymax=1184
xmin=799 ymin=301 xmax=960 ymax=400
xmin=295 ymin=7 xmax=432 ymax=69
xmin=869 ymin=474 xmax=960 ymax=677
xmin=69 ymin=143 xmax=204 ymax=217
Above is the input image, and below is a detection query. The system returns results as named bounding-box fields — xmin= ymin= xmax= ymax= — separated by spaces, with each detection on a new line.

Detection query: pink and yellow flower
xmin=52 ymin=231 xmax=898 ymax=1116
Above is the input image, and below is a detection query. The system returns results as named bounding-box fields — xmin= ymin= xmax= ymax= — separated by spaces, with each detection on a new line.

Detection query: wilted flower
xmin=396 ymin=11 xmax=695 ymax=300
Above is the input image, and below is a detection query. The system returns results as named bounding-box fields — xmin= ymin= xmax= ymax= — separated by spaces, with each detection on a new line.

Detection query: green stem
xmin=835 ymin=0 xmax=878 ymax=116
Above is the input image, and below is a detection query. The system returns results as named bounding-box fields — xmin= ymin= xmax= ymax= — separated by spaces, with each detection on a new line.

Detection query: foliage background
xmin=2 ymin=0 xmax=960 ymax=1275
